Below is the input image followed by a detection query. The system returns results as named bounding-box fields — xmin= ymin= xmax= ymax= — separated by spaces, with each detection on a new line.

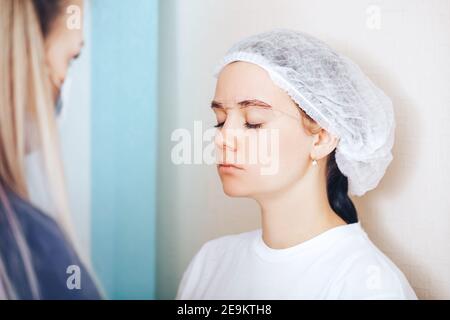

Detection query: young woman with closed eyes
xmin=176 ymin=30 xmax=417 ymax=300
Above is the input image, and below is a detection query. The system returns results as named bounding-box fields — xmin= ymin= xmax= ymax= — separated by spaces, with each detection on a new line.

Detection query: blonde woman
xmin=177 ymin=30 xmax=417 ymax=300
xmin=0 ymin=0 xmax=100 ymax=299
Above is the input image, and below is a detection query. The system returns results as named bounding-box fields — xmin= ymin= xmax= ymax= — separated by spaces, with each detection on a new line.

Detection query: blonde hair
xmin=0 ymin=0 xmax=78 ymax=298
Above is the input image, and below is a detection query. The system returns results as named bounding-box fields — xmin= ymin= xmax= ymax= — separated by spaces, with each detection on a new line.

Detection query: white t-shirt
xmin=176 ymin=222 xmax=417 ymax=300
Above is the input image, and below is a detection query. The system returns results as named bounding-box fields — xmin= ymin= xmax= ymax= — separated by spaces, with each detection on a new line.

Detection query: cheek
xmin=257 ymin=121 xmax=311 ymax=184
xmin=277 ymin=125 xmax=311 ymax=172
xmin=252 ymin=121 xmax=311 ymax=175
xmin=45 ymin=30 xmax=79 ymax=85
xmin=46 ymin=44 xmax=68 ymax=86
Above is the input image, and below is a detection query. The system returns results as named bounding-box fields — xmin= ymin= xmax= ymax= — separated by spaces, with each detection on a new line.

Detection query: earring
xmin=312 ymin=159 xmax=318 ymax=166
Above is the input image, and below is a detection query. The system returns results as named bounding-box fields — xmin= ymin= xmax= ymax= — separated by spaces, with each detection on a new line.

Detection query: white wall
xmin=157 ymin=0 xmax=450 ymax=299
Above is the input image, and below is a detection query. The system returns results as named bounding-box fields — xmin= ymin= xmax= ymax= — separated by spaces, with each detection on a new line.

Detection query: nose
xmin=214 ymin=126 xmax=237 ymax=152
xmin=214 ymin=123 xmax=241 ymax=166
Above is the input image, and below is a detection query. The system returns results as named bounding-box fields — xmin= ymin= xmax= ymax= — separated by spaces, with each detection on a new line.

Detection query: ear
xmin=310 ymin=129 xmax=339 ymax=161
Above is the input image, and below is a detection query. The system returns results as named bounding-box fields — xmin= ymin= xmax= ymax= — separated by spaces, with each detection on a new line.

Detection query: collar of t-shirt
xmin=252 ymin=222 xmax=364 ymax=263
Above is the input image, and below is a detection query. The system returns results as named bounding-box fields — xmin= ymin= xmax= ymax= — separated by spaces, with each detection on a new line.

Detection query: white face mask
xmin=54 ymin=65 xmax=73 ymax=123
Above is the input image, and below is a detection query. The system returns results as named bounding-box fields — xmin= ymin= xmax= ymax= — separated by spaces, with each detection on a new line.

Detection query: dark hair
xmin=326 ymin=150 xmax=358 ymax=224
xmin=32 ymin=0 xmax=64 ymax=37
xmin=298 ymin=108 xmax=358 ymax=224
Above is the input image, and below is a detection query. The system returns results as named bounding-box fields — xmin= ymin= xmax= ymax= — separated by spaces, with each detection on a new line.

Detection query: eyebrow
xmin=210 ymin=99 xmax=273 ymax=110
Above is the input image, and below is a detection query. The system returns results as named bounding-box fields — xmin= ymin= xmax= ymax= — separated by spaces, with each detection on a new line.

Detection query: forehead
xmin=214 ymin=61 xmax=297 ymax=112
xmin=215 ymin=62 xmax=275 ymax=99
xmin=52 ymin=0 xmax=85 ymax=32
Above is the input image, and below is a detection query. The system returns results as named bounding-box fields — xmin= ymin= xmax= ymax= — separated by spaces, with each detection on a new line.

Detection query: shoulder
xmin=176 ymin=229 xmax=258 ymax=299
xmin=6 ymin=190 xmax=76 ymax=260
xmin=187 ymin=229 xmax=258 ymax=269
xmin=328 ymin=226 xmax=417 ymax=299
xmin=1 ymin=189 xmax=101 ymax=299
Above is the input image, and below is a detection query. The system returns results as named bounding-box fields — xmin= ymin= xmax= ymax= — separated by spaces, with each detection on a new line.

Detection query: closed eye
xmin=214 ymin=122 xmax=263 ymax=129
xmin=244 ymin=123 xmax=263 ymax=129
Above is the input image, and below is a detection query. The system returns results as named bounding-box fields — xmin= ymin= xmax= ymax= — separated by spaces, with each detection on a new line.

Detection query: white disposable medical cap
xmin=214 ymin=29 xmax=395 ymax=196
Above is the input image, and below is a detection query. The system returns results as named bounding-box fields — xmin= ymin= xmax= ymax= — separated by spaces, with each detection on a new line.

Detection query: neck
xmin=254 ymin=163 xmax=346 ymax=249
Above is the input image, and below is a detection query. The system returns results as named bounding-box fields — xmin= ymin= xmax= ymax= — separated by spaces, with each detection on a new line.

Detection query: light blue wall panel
xmin=90 ymin=0 xmax=158 ymax=299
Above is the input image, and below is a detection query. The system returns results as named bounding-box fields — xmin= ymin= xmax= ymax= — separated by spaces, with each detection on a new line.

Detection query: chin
xmin=221 ymin=182 xmax=251 ymax=198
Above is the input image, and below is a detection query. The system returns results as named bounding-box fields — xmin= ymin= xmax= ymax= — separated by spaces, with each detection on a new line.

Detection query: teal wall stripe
xmin=90 ymin=0 xmax=158 ymax=299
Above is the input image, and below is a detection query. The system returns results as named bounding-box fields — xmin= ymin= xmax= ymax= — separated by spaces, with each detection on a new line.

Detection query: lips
xmin=218 ymin=163 xmax=244 ymax=170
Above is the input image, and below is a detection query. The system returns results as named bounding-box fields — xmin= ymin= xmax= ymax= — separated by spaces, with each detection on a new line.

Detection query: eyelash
xmin=214 ymin=122 xmax=263 ymax=129
xmin=245 ymin=123 xmax=263 ymax=129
